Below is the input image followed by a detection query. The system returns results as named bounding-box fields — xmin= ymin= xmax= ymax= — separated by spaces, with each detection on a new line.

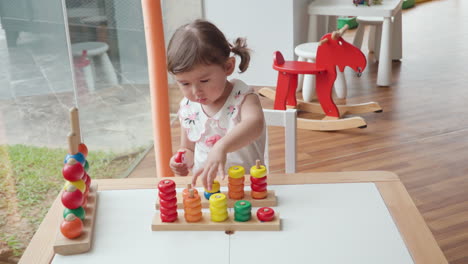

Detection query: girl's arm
xmin=216 ymin=94 xmax=264 ymax=153
xmin=192 ymin=94 xmax=264 ymax=189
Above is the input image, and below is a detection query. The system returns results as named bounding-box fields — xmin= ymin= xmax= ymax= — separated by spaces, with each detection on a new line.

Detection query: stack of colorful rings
xmin=158 ymin=179 xmax=178 ymax=222
xmin=234 ymin=200 xmax=252 ymax=222
xmin=228 ymin=166 xmax=245 ymax=199
xmin=209 ymin=193 xmax=228 ymax=222
xmin=183 ymin=188 xmax=202 ymax=222
xmin=250 ymin=160 xmax=268 ymax=199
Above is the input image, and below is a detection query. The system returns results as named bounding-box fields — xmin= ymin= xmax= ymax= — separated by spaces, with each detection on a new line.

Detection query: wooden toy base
xmin=53 ymin=183 xmax=98 ymax=256
xmin=152 ymin=212 xmax=281 ymax=231
xmin=155 ymin=190 xmax=277 ymax=210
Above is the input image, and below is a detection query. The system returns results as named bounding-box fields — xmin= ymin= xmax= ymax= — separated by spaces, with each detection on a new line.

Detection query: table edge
xmin=19 ymin=171 xmax=447 ymax=264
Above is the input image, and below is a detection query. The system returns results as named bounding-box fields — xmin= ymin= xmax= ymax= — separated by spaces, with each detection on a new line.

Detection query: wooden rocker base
xmin=152 ymin=212 xmax=281 ymax=231
xmin=155 ymin=190 xmax=277 ymax=210
xmin=54 ymin=183 xmax=98 ymax=256
xmin=259 ymin=87 xmax=382 ymax=131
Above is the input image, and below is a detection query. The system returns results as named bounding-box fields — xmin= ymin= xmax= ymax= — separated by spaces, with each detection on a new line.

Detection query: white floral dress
xmin=178 ymin=79 xmax=266 ymax=174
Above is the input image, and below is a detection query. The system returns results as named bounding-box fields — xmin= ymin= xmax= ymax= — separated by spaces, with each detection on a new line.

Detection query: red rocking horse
xmin=259 ymin=25 xmax=382 ymax=131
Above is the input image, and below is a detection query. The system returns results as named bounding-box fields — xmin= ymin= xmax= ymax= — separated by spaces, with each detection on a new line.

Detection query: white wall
xmin=204 ymin=0 xmax=311 ymax=86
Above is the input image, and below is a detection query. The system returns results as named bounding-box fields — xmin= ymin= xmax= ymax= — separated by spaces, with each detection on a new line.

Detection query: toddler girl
xmin=167 ymin=19 xmax=265 ymax=190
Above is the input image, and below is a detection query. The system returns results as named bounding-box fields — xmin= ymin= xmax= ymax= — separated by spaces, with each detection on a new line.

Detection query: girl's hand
xmin=192 ymin=144 xmax=226 ymax=190
xmin=169 ymin=149 xmax=194 ymax=176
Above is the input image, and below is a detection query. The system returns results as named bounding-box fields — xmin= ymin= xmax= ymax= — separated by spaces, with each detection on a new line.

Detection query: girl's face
xmin=174 ymin=58 xmax=235 ymax=106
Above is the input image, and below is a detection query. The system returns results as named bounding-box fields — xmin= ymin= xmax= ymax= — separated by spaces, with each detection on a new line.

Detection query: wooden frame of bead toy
xmin=152 ymin=161 xmax=281 ymax=231
xmin=53 ymin=107 xmax=98 ymax=256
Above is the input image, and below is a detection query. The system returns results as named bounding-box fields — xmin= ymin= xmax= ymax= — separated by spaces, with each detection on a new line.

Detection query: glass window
xmin=0 ymin=0 xmax=201 ymax=260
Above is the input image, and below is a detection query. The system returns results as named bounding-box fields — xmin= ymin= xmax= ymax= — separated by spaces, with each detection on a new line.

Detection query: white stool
xmin=353 ymin=16 xmax=383 ymax=61
xmin=71 ymin=42 xmax=118 ymax=92
xmin=295 ymin=42 xmax=347 ymax=102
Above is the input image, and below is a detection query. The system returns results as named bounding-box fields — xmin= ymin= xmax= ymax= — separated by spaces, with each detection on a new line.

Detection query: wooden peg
xmin=189 ymin=189 xmax=194 ymax=198
xmin=68 ymin=132 xmax=78 ymax=155
xmin=332 ymin=24 xmax=349 ymax=40
xmin=69 ymin=107 xmax=81 ymax=143
xmin=256 ymin=160 xmax=261 ymax=169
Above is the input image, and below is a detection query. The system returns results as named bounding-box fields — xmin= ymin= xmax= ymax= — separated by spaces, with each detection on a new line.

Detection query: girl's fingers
xmin=218 ymin=165 xmax=225 ymax=180
xmin=207 ymin=166 xmax=218 ymax=191
xmin=192 ymin=168 xmax=203 ymax=187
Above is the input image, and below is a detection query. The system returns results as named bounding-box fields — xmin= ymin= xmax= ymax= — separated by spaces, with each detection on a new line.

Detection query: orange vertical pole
xmin=141 ymin=0 xmax=173 ymax=177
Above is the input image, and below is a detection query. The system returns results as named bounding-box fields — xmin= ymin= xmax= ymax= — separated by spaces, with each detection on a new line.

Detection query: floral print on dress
xmin=227 ymin=105 xmax=236 ymax=117
xmin=234 ymin=90 xmax=242 ymax=99
xmin=205 ymin=134 xmax=221 ymax=147
xmin=178 ymin=79 xmax=254 ymax=142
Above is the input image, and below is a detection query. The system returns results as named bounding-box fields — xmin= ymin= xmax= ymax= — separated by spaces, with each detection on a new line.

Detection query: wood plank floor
xmin=130 ymin=1 xmax=468 ymax=263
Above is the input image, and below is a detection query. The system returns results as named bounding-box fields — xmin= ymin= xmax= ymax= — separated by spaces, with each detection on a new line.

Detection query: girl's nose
xmin=191 ymin=84 xmax=201 ymax=94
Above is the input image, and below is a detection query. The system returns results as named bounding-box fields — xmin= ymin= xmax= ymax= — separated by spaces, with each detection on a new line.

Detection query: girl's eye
xmin=181 ymin=83 xmax=189 ymax=86
xmin=200 ymin=79 xmax=209 ymax=83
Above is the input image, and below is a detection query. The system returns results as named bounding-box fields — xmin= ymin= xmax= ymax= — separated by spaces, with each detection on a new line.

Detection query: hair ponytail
xmin=230 ymin=37 xmax=251 ymax=73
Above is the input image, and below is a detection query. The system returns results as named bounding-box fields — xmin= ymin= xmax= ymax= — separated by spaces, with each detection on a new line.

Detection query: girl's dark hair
xmin=167 ymin=19 xmax=250 ymax=74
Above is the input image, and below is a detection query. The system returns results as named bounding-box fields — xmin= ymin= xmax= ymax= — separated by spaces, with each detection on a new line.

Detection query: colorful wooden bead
xmin=63 ymin=207 xmax=85 ymax=221
xmin=160 ymin=204 xmax=178 ymax=216
xmin=159 ymin=189 xmax=176 ymax=201
xmin=82 ymin=173 xmax=91 ymax=188
xmin=158 ymin=179 xmax=176 ymax=193
xmin=160 ymin=212 xmax=178 ymax=222
xmin=174 ymin=150 xmax=185 ymax=163
xmin=204 ymin=180 xmax=220 ymax=193
xmin=84 ymin=160 xmax=89 ymax=172
xmin=251 ymin=190 xmax=268 ymax=200
xmin=64 ymin=180 xmax=87 ymax=194
xmin=78 ymin=143 xmax=88 ymax=158
xmin=251 ymin=182 xmax=267 ymax=192
xmin=61 ymin=185 xmax=84 ymax=209
xmin=257 ymin=207 xmax=275 ymax=222
xmin=64 ymin=153 xmax=86 ymax=165
xmin=228 ymin=165 xmax=245 ymax=179
xmin=62 ymin=159 xmax=85 ymax=182
xmin=204 ymin=190 xmax=220 ymax=200
xmin=250 ymin=160 xmax=267 ymax=179
xmin=160 ymin=197 xmax=177 ymax=208
xmin=250 ymin=176 xmax=267 ymax=185
xmin=60 ymin=214 xmax=83 ymax=239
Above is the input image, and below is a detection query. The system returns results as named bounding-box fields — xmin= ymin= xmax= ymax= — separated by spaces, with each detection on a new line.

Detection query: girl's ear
xmin=224 ymin=57 xmax=236 ymax=76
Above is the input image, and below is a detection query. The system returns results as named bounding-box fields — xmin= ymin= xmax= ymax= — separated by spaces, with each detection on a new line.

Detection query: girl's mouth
xmin=197 ymin=98 xmax=207 ymax=103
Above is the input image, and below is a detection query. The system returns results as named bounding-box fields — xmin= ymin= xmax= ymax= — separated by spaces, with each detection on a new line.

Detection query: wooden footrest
xmin=53 ymin=183 xmax=98 ymax=255
xmin=155 ymin=190 xmax=277 ymax=209
xmin=152 ymin=212 xmax=281 ymax=231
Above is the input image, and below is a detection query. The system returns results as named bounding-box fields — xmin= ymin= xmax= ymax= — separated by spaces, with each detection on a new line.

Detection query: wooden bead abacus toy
xmin=152 ymin=161 xmax=280 ymax=231
xmin=54 ymin=107 xmax=98 ymax=255
xmin=155 ymin=161 xmax=277 ymax=210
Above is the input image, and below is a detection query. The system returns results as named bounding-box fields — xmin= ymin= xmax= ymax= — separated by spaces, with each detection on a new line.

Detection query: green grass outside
xmin=0 ymin=144 xmax=140 ymax=258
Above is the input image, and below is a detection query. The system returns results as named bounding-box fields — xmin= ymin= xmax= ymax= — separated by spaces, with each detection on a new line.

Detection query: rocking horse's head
xmin=316 ymin=34 xmax=366 ymax=75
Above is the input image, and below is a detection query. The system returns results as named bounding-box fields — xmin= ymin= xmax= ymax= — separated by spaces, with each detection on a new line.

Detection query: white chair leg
xmin=392 ymin=9 xmax=403 ymax=60
xmin=97 ymin=53 xmax=118 ymax=85
xmin=334 ymin=66 xmax=347 ymax=99
xmin=302 ymin=59 xmax=316 ymax=102
xmin=284 ymin=109 xmax=297 ymax=173
xmin=353 ymin=24 xmax=366 ymax=49
xmin=82 ymin=64 xmax=95 ymax=92
xmin=374 ymin=24 xmax=382 ymax=61
xmin=297 ymin=56 xmax=306 ymax=92
xmin=377 ymin=17 xmax=392 ymax=86
xmin=368 ymin=26 xmax=376 ymax=53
